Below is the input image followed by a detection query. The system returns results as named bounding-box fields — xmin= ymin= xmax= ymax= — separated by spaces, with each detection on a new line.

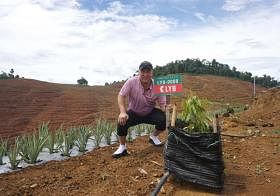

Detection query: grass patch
xmin=7 ymin=137 xmax=21 ymax=170
xmin=75 ymin=125 xmax=92 ymax=152
xmin=92 ymin=119 xmax=105 ymax=147
xmin=272 ymin=130 xmax=280 ymax=135
xmin=0 ymin=138 xmax=8 ymax=165
xmin=180 ymin=95 xmax=212 ymax=133
xmin=57 ymin=128 xmax=75 ymax=157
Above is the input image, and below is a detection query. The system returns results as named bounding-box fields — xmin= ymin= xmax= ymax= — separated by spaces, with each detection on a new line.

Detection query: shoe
xmin=112 ymin=149 xmax=128 ymax=158
xmin=112 ymin=145 xmax=128 ymax=158
xmin=149 ymin=135 xmax=164 ymax=146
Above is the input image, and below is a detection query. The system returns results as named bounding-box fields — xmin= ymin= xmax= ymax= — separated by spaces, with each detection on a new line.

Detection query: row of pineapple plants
xmin=127 ymin=124 xmax=154 ymax=142
xmin=0 ymin=120 xmax=155 ymax=170
xmin=0 ymin=119 xmax=114 ymax=170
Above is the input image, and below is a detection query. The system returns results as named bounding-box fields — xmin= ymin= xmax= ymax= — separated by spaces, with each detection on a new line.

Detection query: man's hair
xmin=139 ymin=61 xmax=153 ymax=71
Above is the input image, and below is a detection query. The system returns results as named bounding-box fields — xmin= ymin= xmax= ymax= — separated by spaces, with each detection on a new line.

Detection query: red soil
xmin=0 ymin=75 xmax=279 ymax=196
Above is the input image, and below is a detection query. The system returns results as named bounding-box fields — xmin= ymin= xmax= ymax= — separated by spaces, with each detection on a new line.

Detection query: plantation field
xmin=0 ymin=75 xmax=279 ymax=195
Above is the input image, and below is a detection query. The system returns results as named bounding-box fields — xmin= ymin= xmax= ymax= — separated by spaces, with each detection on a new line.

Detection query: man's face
xmin=139 ymin=69 xmax=153 ymax=84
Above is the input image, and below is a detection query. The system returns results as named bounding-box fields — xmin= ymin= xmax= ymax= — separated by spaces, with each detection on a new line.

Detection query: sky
xmin=0 ymin=0 xmax=279 ymax=85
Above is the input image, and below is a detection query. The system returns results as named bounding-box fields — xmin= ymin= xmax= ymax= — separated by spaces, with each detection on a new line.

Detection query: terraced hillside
xmin=0 ymin=75 xmax=265 ymax=138
xmin=0 ymin=79 xmax=119 ymax=138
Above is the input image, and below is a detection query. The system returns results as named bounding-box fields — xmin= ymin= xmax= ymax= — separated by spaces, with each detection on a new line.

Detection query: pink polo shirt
xmin=119 ymin=76 xmax=166 ymax=116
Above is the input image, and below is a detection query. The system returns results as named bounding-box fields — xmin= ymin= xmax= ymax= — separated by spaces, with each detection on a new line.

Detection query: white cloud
xmin=30 ymin=0 xmax=80 ymax=9
xmin=0 ymin=0 xmax=175 ymax=84
xmin=147 ymin=1 xmax=280 ymax=80
xmin=194 ymin=12 xmax=206 ymax=23
xmin=220 ymin=57 xmax=280 ymax=80
xmin=0 ymin=0 xmax=279 ymax=85
xmin=222 ymin=0 xmax=262 ymax=11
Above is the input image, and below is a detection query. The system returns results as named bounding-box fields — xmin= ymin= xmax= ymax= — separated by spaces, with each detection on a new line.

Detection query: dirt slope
xmin=222 ymin=87 xmax=280 ymax=135
xmin=183 ymin=75 xmax=259 ymax=104
xmin=241 ymin=87 xmax=280 ymax=125
xmin=0 ymin=79 xmax=119 ymax=138
xmin=0 ymin=75 xmax=265 ymax=138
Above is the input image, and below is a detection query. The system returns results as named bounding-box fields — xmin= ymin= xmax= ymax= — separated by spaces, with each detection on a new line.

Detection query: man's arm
xmin=158 ymin=95 xmax=167 ymax=112
xmin=118 ymin=94 xmax=127 ymax=113
xmin=159 ymin=104 xmax=166 ymax=112
xmin=118 ymin=94 xmax=129 ymax=126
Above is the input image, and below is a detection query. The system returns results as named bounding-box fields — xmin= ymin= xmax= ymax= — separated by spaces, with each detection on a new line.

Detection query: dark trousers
xmin=117 ymin=108 xmax=166 ymax=136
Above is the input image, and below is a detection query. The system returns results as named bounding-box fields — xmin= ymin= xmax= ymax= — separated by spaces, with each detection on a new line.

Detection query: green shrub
xmin=75 ymin=125 xmax=92 ymax=152
xmin=112 ymin=130 xmax=118 ymax=143
xmin=38 ymin=122 xmax=58 ymax=154
xmin=38 ymin=122 xmax=49 ymax=138
xmin=226 ymin=104 xmax=234 ymax=114
xmin=77 ymin=77 xmax=88 ymax=85
xmin=180 ymin=95 xmax=212 ymax=133
xmin=92 ymin=119 xmax=104 ymax=147
xmin=127 ymin=127 xmax=133 ymax=142
xmin=135 ymin=124 xmax=146 ymax=136
xmin=19 ymin=131 xmax=48 ymax=164
xmin=68 ymin=127 xmax=77 ymax=149
xmin=57 ymin=129 xmax=73 ymax=157
xmin=144 ymin=124 xmax=154 ymax=134
xmin=0 ymin=138 xmax=8 ymax=165
xmin=7 ymin=137 xmax=21 ymax=170
xmin=102 ymin=121 xmax=114 ymax=145
xmin=46 ymin=131 xmax=58 ymax=154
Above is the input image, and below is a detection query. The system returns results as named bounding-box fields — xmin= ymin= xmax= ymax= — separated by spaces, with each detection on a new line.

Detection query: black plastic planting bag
xmin=164 ymin=126 xmax=224 ymax=189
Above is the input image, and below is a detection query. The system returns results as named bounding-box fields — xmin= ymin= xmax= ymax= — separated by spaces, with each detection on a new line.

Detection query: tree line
xmin=0 ymin=69 xmax=20 ymax=79
xmin=153 ymin=59 xmax=279 ymax=88
xmin=1 ymin=68 xmax=88 ymax=86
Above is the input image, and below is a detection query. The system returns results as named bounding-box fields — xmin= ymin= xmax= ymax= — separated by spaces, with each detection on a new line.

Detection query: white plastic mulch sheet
xmin=0 ymin=129 xmax=149 ymax=174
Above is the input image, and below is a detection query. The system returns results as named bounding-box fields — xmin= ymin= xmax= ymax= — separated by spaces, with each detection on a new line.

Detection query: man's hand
xmin=160 ymin=104 xmax=171 ymax=112
xmin=118 ymin=112 xmax=129 ymax=126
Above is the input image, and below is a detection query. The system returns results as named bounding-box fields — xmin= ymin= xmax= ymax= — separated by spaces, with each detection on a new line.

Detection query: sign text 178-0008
xmin=156 ymin=79 xmax=180 ymax=85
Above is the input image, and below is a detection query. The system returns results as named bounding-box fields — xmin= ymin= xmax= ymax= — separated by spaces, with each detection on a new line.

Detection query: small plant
xmin=102 ymin=121 xmax=115 ymax=145
xmin=68 ymin=127 xmax=77 ymax=149
xmin=38 ymin=122 xmax=57 ymax=154
xmin=180 ymin=95 xmax=212 ymax=133
xmin=57 ymin=130 xmax=73 ymax=157
xmin=19 ymin=131 xmax=48 ymax=164
xmin=132 ymin=124 xmax=154 ymax=136
xmin=112 ymin=130 xmax=118 ymax=143
xmin=135 ymin=124 xmax=146 ymax=136
xmin=38 ymin=122 xmax=50 ymax=138
xmin=55 ymin=125 xmax=64 ymax=148
xmin=144 ymin=124 xmax=154 ymax=135
xmin=272 ymin=130 xmax=280 ymax=135
xmin=46 ymin=131 xmax=58 ymax=154
xmin=127 ymin=127 xmax=133 ymax=142
xmin=75 ymin=125 xmax=92 ymax=152
xmin=92 ymin=119 xmax=104 ymax=147
xmin=226 ymin=104 xmax=234 ymax=114
xmin=7 ymin=137 xmax=21 ymax=170
xmin=0 ymin=138 xmax=8 ymax=165
xmin=100 ymin=172 xmax=110 ymax=181
xmin=255 ymin=162 xmax=269 ymax=175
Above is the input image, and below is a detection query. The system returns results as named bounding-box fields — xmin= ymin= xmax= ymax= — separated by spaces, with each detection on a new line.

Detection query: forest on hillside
xmin=153 ymin=59 xmax=279 ymax=88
